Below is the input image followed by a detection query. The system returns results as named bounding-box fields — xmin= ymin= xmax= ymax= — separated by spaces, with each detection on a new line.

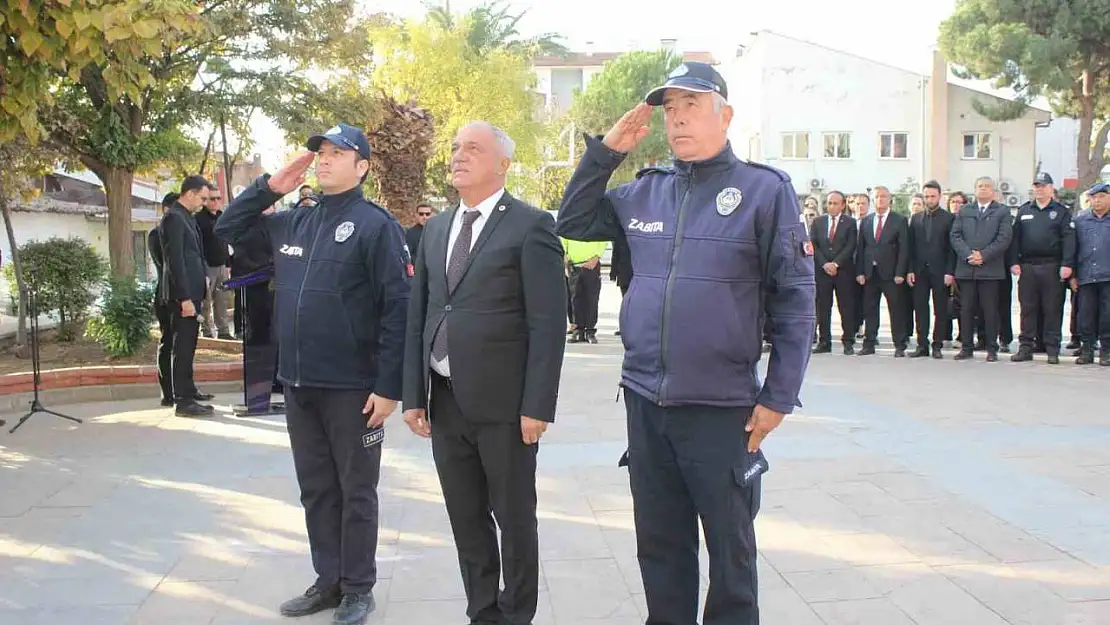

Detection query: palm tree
xmin=424 ymin=0 xmax=567 ymax=57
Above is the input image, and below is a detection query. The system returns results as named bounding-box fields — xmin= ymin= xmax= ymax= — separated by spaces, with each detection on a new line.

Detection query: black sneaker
xmin=1076 ymin=350 xmax=1094 ymax=365
xmin=568 ymin=331 xmax=586 ymax=344
xmin=893 ymin=348 xmax=906 ymax=358
xmin=175 ymin=402 xmax=215 ymax=418
xmin=160 ymin=398 xmax=175 ymax=407
xmin=954 ymin=350 xmax=974 ymax=361
xmin=585 ymin=331 xmax=598 ymax=345
xmin=1047 ymin=354 xmax=1060 ymax=365
xmin=858 ymin=345 xmax=876 ymax=356
xmin=280 ymin=585 xmax=342 ymax=617
xmin=842 ymin=344 xmax=855 ymax=356
xmin=333 ymin=593 xmax=374 ymax=625
xmin=812 ymin=344 xmax=832 ymax=354
xmin=1010 ymin=349 xmax=1033 ymax=362
xmin=932 ymin=347 xmax=943 ymax=359
xmin=1066 ymin=339 xmax=1081 ymax=350
xmin=908 ymin=346 xmax=929 ymax=358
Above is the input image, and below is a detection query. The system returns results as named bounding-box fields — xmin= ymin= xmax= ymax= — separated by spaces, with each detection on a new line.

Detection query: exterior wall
xmin=726 ymin=32 xmax=926 ymax=197
xmin=2 ymin=212 xmax=159 ymax=283
xmin=1035 ymin=116 xmax=1080 ymax=189
xmin=945 ymin=85 xmax=1048 ymax=203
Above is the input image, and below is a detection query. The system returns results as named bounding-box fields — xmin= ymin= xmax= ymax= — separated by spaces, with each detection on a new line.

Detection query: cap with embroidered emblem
xmin=1033 ymin=172 xmax=1054 ymax=186
xmin=1088 ymin=182 xmax=1110 ymax=195
xmin=644 ymin=62 xmax=728 ymax=106
xmin=306 ymin=123 xmax=371 ymax=159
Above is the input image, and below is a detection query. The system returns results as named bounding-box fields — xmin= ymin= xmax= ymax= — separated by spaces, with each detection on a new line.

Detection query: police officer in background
xmin=1072 ymin=183 xmax=1110 ymax=365
xmin=216 ymin=124 xmax=410 ymax=625
xmin=1008 ymin=172 xmax=1075 ymax=364
xmin=558 ymin=62 xmax=815 ymax=625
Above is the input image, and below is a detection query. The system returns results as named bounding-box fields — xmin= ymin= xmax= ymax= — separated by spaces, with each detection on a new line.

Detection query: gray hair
xmin=873 ymin=185 xmax=891 ymax=195
xmin=462 ymin=121 xmax=516 ymax=160
xmin=712 ymin=92 xmax=728 ymax=114
xmin=975 ymin=176 xmax=995 ymax=188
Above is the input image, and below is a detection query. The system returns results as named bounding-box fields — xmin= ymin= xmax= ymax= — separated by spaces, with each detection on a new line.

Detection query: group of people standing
xmin=810 ymin=173 xmax=1110 ymax=365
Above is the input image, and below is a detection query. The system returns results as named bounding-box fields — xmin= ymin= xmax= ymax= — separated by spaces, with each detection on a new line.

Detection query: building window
xmin=963 ymin=133 xmax=992 ymax=159
xmin=780 ymin=132 xmax=809 ymax=159
xmin=823 ymin=132 xmax=851 ymax=159
xmin=879 ymin=132 xmax=908 ymax=159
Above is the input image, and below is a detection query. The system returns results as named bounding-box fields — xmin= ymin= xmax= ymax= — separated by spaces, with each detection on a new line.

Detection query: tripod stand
xmin=8 ymin=284 xmax=82 ymax=434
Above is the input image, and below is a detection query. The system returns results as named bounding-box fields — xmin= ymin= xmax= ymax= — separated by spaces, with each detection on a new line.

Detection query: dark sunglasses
xmin=417 ymin=211 xmax=432 ymax=216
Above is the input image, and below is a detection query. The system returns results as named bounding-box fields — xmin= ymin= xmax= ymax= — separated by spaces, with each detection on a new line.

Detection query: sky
xmin=249 ymin=0 xmax=961 ymax=171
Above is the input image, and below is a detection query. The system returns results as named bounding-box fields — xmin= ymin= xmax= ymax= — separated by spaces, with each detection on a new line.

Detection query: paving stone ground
xmin=2 ymin=282 xmax=1109 ymax=625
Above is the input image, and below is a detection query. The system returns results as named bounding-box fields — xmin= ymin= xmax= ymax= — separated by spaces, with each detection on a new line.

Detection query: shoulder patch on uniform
xmin=635 ymin=166 xmax=673 ymax=179
xmin=744 ymin=160 xmax=791 ymax=183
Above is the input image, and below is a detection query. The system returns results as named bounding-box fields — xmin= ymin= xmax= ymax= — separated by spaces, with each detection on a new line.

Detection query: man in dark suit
xmin=405 ymin=203 xmax=434 ymax=258
xmin=951 ymin=176 xmax=1014 ymax=361
xmin=401 ymin=121 xmax=567 ymax=625
xmin=150 ymin=192 xmax=180 ymax=406
xmin=811 ymin=190 xmax=857 ymax=355
xmin=906 ymin=180 xmax=956 ymax=359
xmin=159 ymin=176 xmax=215 ymax=416
xmin=855 ymin=186 xmax=910 ymax=356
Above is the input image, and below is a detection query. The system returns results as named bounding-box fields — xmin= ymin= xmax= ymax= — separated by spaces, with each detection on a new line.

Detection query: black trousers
xmin=1018 ymin=263 xmax=1065 ymax=354
xmin=171 ymin=304 xmax=200 ymax=403
xmin=1070 ymin=288 xmax=1081 ymax=343
xmin=625 ymin=389 xmax=761 ymax=625
xmin=430 ymin=374 xmax=539 ymax=625
xmin=960 ymin=279 xmax=1001 ymax=352
xmin=977 ymin=276 xmax=1014 ymax=345
xmin=565 ymin=275 xmax=574 ymax=325
xmin=853 ymin=282 xmax=865 ymax=336
xmin=569 ymin=264 xmax=602 ymax=331
xmin=242 ymin=283 xmax=278 ymax=412
xmin=285 ymin=386 xmax=382 ymax=595
xmin=815 ymin=271 xmax=856 ymax=346
xmin=902 ymin=283 xmax=915 ymax=341
xmin=912 ymin=271 xmax=949 ymax=349
xmin=862 ymin=276 xmax=907 ymax=348
xmin=1078 ymin=281 xmax=1110 ymax=349
xmin=155 ymin=301 xmax=174 ymax=402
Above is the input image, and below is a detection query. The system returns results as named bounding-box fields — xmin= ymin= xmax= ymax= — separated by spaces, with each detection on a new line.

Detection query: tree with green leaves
xmin=568 ymin=50 xmax=680 ymax=185
xmin=939 ymin=0 xmax=1110 ymax=188
xmin=1 ymin=0 xmax=370 ymax=276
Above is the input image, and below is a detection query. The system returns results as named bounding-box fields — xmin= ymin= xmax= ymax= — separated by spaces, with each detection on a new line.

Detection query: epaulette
xmin=635 ymin=165 xmax=673 ymax=179
xmin=743 ymin=160 xmax=791 ymax=183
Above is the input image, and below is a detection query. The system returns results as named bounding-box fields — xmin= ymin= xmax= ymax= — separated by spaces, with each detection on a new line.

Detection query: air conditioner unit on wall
xmin=809 ymin=178 xmax=824 ymax=190
xmin=999 ymin=180 xmax=1013 ymax=193
xmin=1006 ymin=194 xmax=1021 ymax=206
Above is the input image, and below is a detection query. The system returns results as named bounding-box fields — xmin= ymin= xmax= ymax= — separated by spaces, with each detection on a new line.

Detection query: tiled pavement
xmin=1 ymin=282 xmax=1109 ymax=624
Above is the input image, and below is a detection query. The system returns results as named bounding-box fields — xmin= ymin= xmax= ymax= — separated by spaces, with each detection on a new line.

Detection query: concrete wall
xmin=1035 ymin=117 xmax=1080 ymax=189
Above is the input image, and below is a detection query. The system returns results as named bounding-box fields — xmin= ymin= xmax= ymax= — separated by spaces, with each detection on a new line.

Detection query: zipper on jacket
xmin=657 ymin=168 xmax=695 ymax=405
xmin=292 ymin=212 xmax=330 ymax=387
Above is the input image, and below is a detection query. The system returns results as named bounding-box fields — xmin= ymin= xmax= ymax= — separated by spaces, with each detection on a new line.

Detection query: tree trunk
xmin=102 ymin=167 xmax=135 ymax=277
xmin=1076 ymin=88 xmax=1100 ymax=190
xmin=0 ymin=197 xmax=28 ymax=353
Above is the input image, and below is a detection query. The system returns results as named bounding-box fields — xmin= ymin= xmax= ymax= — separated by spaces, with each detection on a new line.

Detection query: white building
xmin=1035 ymin=117 xmax=1080 ymax=189
xmin=724 ymin=31 xmax=1051 ymax=208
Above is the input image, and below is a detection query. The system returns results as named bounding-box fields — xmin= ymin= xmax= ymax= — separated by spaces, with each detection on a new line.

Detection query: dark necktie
xmin=829 ymin=216 xmax=837 ymax=241
xmin=875 ymin=213 xmax=885 ymax=241
xmin=431 ymin=209 xmax=481 ymax=362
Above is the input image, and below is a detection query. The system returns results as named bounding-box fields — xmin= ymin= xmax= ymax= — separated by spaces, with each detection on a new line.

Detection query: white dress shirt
xmin=431 ymin=188 xmax=505 ymax=377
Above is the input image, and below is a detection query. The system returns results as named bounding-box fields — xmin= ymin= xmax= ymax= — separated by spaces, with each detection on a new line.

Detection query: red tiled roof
xmin=533 ymin=50 xmax=717 ymax=67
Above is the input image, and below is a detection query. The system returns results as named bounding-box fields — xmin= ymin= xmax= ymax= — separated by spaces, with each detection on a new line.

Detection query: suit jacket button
xmin=445 ymin=304 xmax=452 ymax=312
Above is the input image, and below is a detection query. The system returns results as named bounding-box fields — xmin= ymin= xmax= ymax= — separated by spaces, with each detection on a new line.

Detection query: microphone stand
xmin=8 ymin=282 xmax=83 ymax=433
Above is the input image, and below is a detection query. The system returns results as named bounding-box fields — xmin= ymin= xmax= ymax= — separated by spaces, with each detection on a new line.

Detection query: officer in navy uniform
xmin=216 ymin=124 xmax=410 ymax=625
xmin=558 ymin=62 xmax=815 ymax=625
xmin=1072 ymin=182 xmax=1110 ymax=365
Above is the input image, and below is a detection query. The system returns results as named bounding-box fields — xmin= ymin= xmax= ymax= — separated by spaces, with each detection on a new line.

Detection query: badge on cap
xmin=669 ymin=64 xmax=689 ymax=78
xmin=716 ymin=187 xmax=742 ymax=216
xmin=335 ymin=221 xmax=355 ymax=243
xmin=326 ymin=125 xmax=342 ymax=135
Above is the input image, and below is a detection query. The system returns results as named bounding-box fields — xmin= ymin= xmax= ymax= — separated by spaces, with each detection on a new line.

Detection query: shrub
xmin=85 ymin=276 xmax=155 ymax=358
xmin=3 ymin=237 xmax=107 ymax=341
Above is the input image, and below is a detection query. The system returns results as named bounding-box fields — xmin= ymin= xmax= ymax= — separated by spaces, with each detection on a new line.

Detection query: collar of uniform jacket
xmin=317 ymin=185 xmax=363 ymax=210
xmin=671 ymin=142 xmax=740 ymax=178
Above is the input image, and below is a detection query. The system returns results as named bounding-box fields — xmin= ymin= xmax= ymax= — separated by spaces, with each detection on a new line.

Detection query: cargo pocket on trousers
xmin=732 ymin=450 xmax=770 ymax=520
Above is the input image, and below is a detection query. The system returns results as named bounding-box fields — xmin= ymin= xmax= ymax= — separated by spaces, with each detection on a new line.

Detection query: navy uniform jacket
xmin=1072 ymin=209 xmax=1110 ymax=285
xmin=215 ymin=177 xmax=411 ymax=396
xmin=1007 ymin=199 xmax=1075 ymax=268
xmin=557 ymin=136 xmax=816 ymax=414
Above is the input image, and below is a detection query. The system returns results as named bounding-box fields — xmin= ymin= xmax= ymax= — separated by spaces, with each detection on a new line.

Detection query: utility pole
xmin=219 ymin=113 xmax=233 ymax=205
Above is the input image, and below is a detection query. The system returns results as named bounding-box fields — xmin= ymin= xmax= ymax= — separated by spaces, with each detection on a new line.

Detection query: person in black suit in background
xmin=149 ymin=192 xmax=185 ymax=406
xmin=907 ymin=180 xmax=956 ymax=359
xmin=402 ymin=121 xmax=566 ymax=625
xmin=811 ymin=190 xmax=857 ymax=355
xmin=406 ymin=203 xmax=434 ymax=258
xmin=159 ymin=176 xmax=215 ymax=417
xmin=856 ymin=185 xmax=910 ymax=356
xmin=951 ymin=176 xmax=1014 ymax=362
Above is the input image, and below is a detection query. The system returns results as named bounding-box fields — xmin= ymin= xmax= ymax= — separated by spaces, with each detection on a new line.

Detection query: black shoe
xmin=843 ymin=344 xmax=855 ymax=355
xmin=999 ymin=343 xmax=1011 ymax=354
xmin=217 ymin=332 xmax=236 ymax=341
xmin=160 ymin=398 xmax=175 ymax=407
xmin=585 ymin=331 xmax=598 ymax=345
xmin=568 ymin=331 xmax=586 ymax=344
xmin=272 ymin=383 xmax=285 ymax=395
xmin=1066 ymin=339 xmax=1081 ymax=350
xmin=893 ymin=348 xmax=906 ymax=358
xmin=1047 ymin=354 xmax=1060 ymax=365
xmin=280 ymin=585 xmax=342 ymax=618
xmin=193 ymin=392 xmax=215 ymax=401
xmin=614 ymin=330 xmax=621 ymax=336
xmin=812 ymin=344 xmax=832 ymax=354
xmin=175 ymin=402 xmax=215 ymax=418
xmin=858 ymin=345 xmax=876 ymax=356
xmin=1010 ymin=350 xmax=1033 ymax=362
xmin=932 ymin=347 xmax=943 ymax=359
xmin=985 ymin=351 xmax=999 ymax=362
xmin=333 ymin=593 xmax=374 ymax=625
xmin=908 ymin=347 xmax=929 ymax=358
xmin=1076 ymin=350 xmax=1094 ymax=365
xmin=954 ymin=350 xmax=974 ymax=361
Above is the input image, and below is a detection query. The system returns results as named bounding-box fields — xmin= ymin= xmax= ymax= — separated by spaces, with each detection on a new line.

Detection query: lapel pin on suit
xmin=498 ymin=205 xmax=506 ymax=212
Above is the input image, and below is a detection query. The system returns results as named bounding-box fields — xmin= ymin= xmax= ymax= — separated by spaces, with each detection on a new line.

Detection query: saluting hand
xmin=403 ymin=408 xmax=430 ymax=438
xmin=602 ymin=104 xmax=653 ymax=154
xmin=746 ymin=404 xmax=785 ymax=452
xmin=363 ymin=393 xmax=397 ymax=428
xmin=268 ymin=151 xmax=316 ymax=195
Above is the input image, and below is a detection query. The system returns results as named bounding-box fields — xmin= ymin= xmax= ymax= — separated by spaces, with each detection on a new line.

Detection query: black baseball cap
xmin=306 ymin=123 xmax=371 ymax=159
xmin=645 ymin=62 xmax=729 ymax=106
xmin=1033 ymin=172 xmax=1054 ymax=186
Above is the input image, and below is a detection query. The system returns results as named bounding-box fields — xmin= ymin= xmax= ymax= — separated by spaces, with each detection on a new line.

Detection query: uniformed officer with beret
xmin=558 ymin=62 xmax=815 ymax=625
xmin=1072 ymin=182 xmax=1110 ymax=365
xmin=1008 ymin=172 xmax=1075 ymax=364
